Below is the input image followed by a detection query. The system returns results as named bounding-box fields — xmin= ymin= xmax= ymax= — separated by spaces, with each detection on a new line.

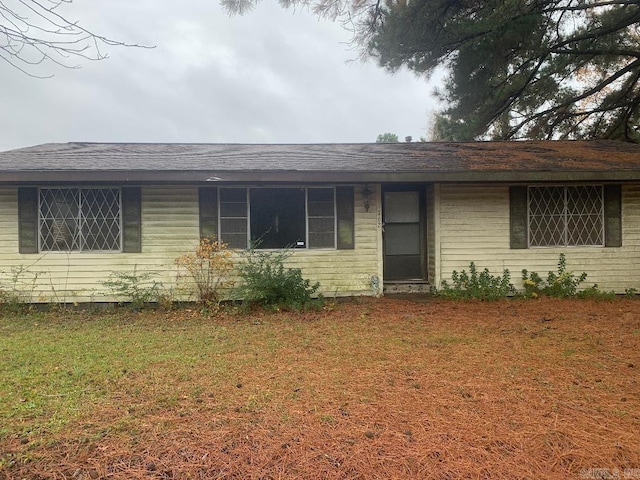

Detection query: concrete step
xmin=383 ymin=281 xmax=433 ymax=295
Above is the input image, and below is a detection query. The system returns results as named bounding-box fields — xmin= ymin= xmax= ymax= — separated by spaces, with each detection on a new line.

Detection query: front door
xmin=383 ymin=187 xmax=425 ymax=281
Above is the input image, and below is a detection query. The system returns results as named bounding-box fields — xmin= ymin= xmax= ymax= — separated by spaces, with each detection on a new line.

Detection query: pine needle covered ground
xmin=1 ymin=298 xmax=639 ymax=479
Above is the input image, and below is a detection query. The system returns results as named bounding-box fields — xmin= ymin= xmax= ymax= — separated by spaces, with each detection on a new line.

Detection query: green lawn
xmin=2 ymin=309 xmax=285 ymax=437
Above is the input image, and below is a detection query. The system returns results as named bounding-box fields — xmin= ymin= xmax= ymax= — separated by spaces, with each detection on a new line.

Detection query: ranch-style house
xmin=0 ymin=140 xmax=639 ymax=302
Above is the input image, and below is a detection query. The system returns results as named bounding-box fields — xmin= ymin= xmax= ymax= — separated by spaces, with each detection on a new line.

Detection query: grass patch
xmin=0 ymin=311 xmax=240 ymax=437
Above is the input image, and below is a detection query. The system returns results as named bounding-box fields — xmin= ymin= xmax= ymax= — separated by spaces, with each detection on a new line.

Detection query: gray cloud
xmin=0 ymin=0 xmax=437 ymax=151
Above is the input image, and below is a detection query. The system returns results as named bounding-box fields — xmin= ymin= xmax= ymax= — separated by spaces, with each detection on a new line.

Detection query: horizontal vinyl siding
xmin=437 ymin=184 xmax=640 ymax=293
xmin=0 ymin=186 xmax=200 ymax=303
xmin=0 ymin=185 xmax=379 ymax=303
xmin=426 ymin=185 xmax=436 ymax=283
xmin=279 ymin=185 xmax=379 ymax=297
xmin=0 ymin=189 xmax=18 ymax=252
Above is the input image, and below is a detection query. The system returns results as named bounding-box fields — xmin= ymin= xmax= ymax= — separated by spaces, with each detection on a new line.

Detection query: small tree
xmin=175 ymin=237 xmax=234 ymax=305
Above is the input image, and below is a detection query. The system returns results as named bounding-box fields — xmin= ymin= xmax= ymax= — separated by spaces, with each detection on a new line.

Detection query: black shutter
xmin=122 ymin=187 xmax=141 ymax=253
xmin=604 ymin=184 xmax=622 ymax=247
xmin=509 ymin=186 xmax=528 ymax=249
xmin=336 ymin=186 xmax=354 ymax=250
xmin=199 ymin=187 xmax=218 ymax=240
xmin=18 ymin=187 xmax=38 ymax=254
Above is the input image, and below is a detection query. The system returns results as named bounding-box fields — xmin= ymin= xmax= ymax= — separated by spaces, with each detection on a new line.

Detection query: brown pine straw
xmin=2 ymin=297 xmax=639 ymax=479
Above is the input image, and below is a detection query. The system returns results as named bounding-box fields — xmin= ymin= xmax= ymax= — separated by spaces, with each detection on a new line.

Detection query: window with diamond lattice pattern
xmin=528 ymin=186 xmax=604 ymax=247
xmin=39 ymin=188 xmax=121 ymax=252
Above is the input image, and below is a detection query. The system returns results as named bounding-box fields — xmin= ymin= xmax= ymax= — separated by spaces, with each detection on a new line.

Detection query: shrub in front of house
xmin=102 ymin=267 xmax=166 ymax=309
xmin=522 ymin=253 xmax=590 ymax=298
xmin=439 ymin=262 xmax=515 ymax=301
xmin=0 ymin=265 xmax=42 ymax=312
xmin=236 ymin=247 xmax=322 ymax=311
xmin=175 ymin=237 xmax=235 ymax=307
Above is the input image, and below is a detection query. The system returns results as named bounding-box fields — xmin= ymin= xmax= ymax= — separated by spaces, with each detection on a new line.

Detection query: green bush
xmin=236 ymin=248 xmax=322 ymax=310
xmin=522 ymin=254 xmax=588 ymax=298
xmin=576 ymin=284 xmax=616 ymax=301
xmin=439 ymin=262 xmax=515 ymax=300
xmin=102 ymin=267 xmax=165 ymax=309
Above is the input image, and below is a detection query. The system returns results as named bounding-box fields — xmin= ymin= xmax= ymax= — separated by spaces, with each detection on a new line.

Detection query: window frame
xmin=38 ymin=187 xmax=123 ymax=253
xmin=217 ymin=186 xmax=338 ymax=250
xmin=527 ymin=184 xmax=605 ymax=248
xmin=306 ymin=187 xmax=338 ymax=249
xmin=218 ymin=187 xmax=249 ymax=249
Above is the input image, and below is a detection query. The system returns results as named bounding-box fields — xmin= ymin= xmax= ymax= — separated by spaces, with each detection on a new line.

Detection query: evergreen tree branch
xmin=506 ymin=58 xmax=640 ymax=138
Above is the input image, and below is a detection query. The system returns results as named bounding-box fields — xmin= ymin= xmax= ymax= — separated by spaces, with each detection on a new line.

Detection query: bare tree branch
xmin=0 ymin=0 xmax=153 ymax=77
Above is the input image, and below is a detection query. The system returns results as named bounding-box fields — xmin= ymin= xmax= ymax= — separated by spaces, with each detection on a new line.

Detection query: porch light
xmin=362 ymin=185 xmax=373 ymax=212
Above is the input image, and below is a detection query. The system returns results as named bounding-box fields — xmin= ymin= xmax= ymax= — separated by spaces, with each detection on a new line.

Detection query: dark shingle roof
xmin=1 ymin=140 xmax=640 ymax=183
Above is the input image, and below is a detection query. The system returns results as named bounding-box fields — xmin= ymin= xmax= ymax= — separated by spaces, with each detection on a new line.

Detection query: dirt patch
xmin=2 ymin=297 xmax=639 ymax=479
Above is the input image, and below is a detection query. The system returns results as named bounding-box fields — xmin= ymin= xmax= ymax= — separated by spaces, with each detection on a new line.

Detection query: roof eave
xmin=2 ymin=169 xmax=640 ymax=184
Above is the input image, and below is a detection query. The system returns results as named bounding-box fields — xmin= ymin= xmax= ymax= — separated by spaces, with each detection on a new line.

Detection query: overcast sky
xmin=0 ymin=0 xmax=439 ymax=152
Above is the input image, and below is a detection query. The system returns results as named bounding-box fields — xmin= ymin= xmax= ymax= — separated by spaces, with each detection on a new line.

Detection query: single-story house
xmin=0 ymin=140 xmax=640 ymax=302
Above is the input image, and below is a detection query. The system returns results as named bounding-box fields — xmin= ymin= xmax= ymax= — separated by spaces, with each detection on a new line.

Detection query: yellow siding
xmin=0 ymin=188 xmax=18 ymax=253
xmin=283 ymin=185 xmax=380 ymax=297
xmin=426 ymin=184 xmax=436 ymax=283
xmin=0 ymin=185 xmax=380 ymax=303
xmin=437 ymin=184 xmax=640 ymax=293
